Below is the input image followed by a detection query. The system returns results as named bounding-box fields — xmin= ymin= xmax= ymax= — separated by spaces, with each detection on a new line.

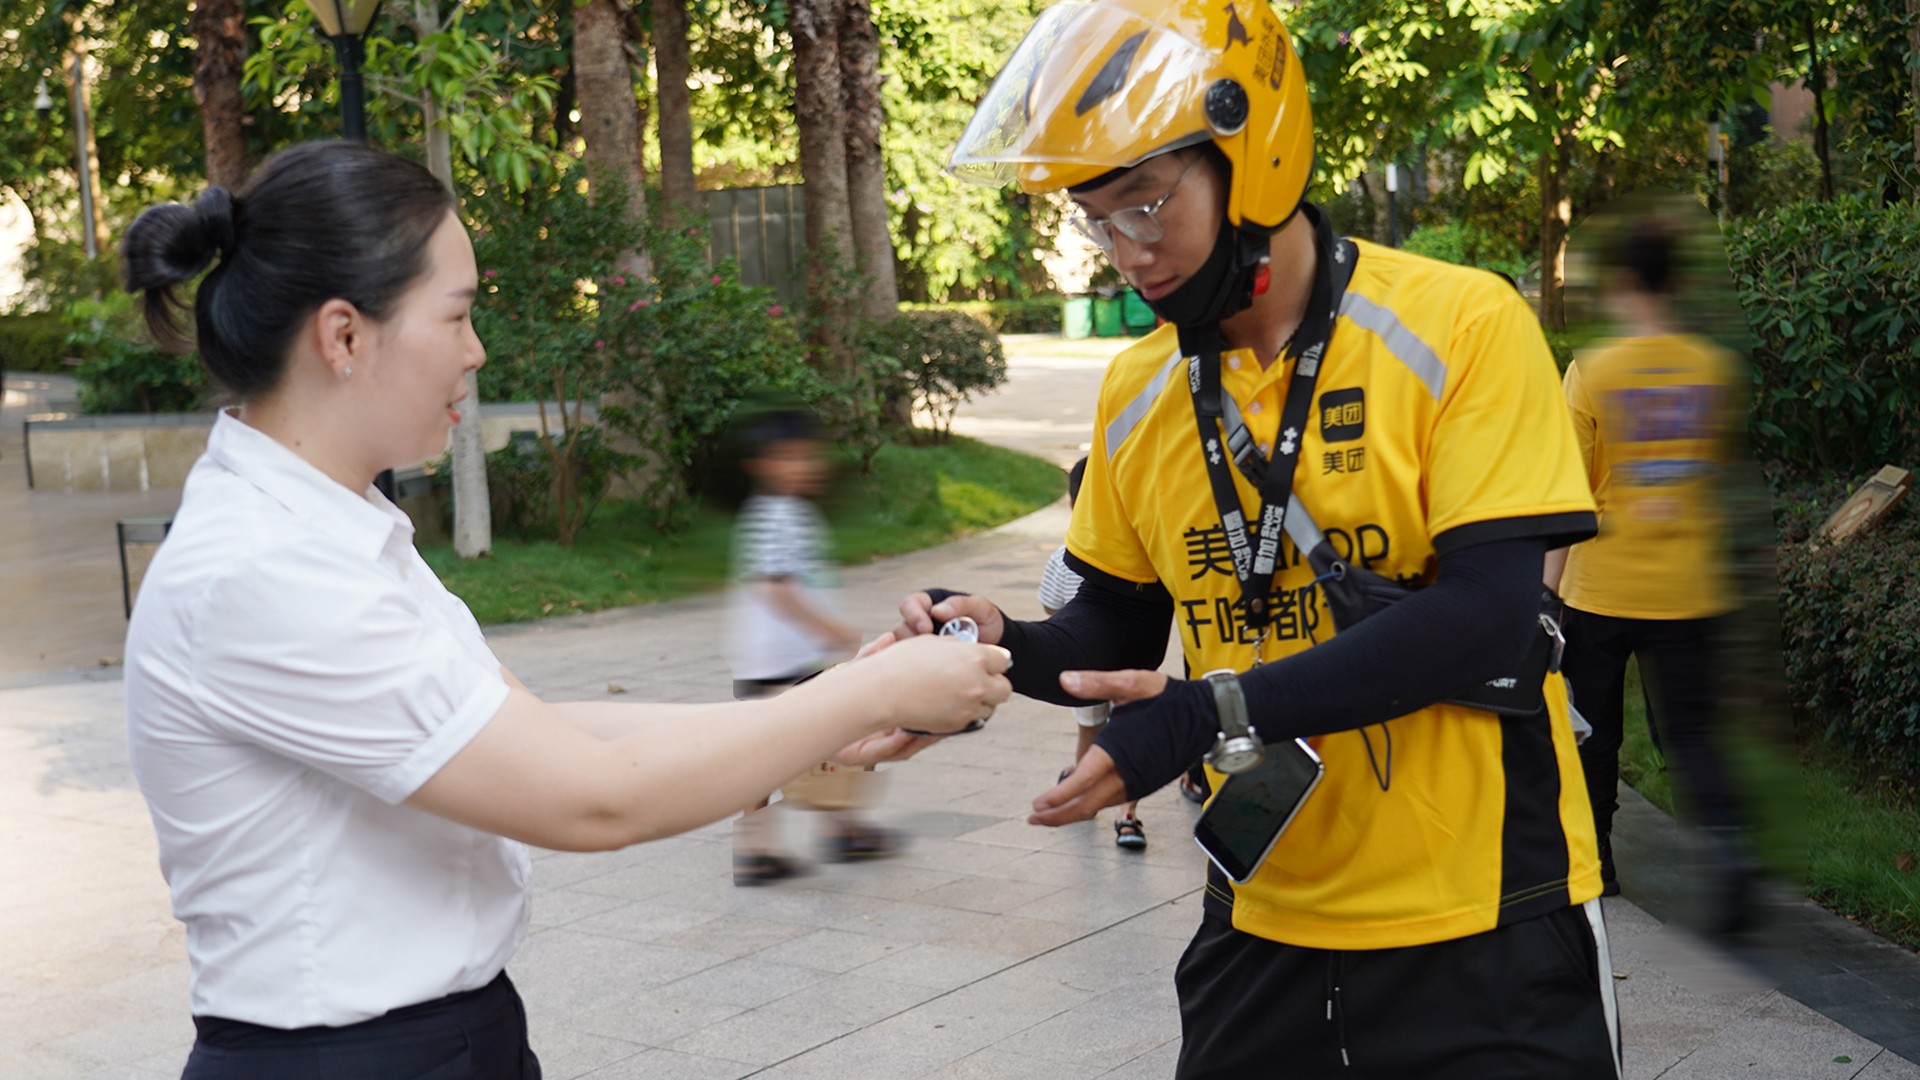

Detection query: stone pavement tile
xmin=889 ymin=836 xmax=1033 ymax=878
xmin=561 ymin=988 xmax=747 ymax=1049
xmin=0 ymin=1043 xmax=100 ymax=1080
xmin=656 ymin=956 xmax=833 ymax=1009
xmin=988 ymin=976 xmax=1182 ymax=1070
xmin=650 ymin=914 xmax=819 ymax=959
xmin=77 ymin=1067 xmax=173 ymax=1080
xmin=564 ymin=899 xmax=727 ymax=944
xmin=931 ymin=914 xmax=1090 ymax=960
xmin=795 ymin=862 xmax=967 ymax=903
xmin=36 ymin=1004 xmax=193 ymax=1070
xmin=759 ymin=1032 xmax=946 ymax=1080
xmin=1112 ymin=896 xmax=1206 ymax=942
xmin=751 ymin=928 xmax=908 ymax=974
xmin=813 ymin=895 xmax=997 ymax=945
xmin=91 ymin=961 xmax=189 ymax=1006
xmin=849 ymin=942 xmax=1022 ymax=991
xmin=1001 ymin=865 xmax=1202 ymax=929
xmin=569 ymin=862 xmax=734 ymax=902
xmin=914 ymin=1046 xmax=1109 ymax=1080
xmin=952 ymin=819 xmax=1060 ymax=852
xmin=1010 ymin=931 xmax=1190 ymax=995
xmin=1660 ymin=991 xmax=1884 ymax=1080
xmin=912 ymin=874 xmax=1065 ymax=916
xmin=666 ymin=1003 xmax=862 ymax=1065
xmin=1092 ymin=1039 xmax=1183 ymax=1078
xmin=532 ymin=889 xmax=639 ymax=932
xmin=532 ymin=844 xmax=685 ymax=890
xmin=974 ymin=851 xmax=1127 ymax=888
xmin=130 ymin=1044 xmax=190 ymax=1076
xmin=511 ymin=928 xmax=732 ymax=1013
xmin=1856 ymin=1049 xmax=1920 ymax=1078
xmin=578 ymin=1047 xmax=757 ymax=1079
xmin=523 ymin=1022 xmax=650 ymax=1078
xmin=755 ymin=973 xmax=945 ymax=1028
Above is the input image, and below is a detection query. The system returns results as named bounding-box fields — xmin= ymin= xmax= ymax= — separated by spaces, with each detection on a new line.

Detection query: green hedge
xmin=1774 ymin=472 xmax=1920 ymax=778
xmin=0 ymin=312 xmax=76 ymax=373
xmin=1727 ymin=197 xmax=1920 ymax=476
xmin=899 ymin=298 xmax=1061 ymax=335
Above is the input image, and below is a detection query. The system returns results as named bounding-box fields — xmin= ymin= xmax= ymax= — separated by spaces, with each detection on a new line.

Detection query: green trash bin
xmin=1121 ymin=288 xmax=1157 ymax=335
xmin=1092 ymin=294 xmax=1125 ymax=337
xmin=1062 ymin=295 xmax=1094 ymax=339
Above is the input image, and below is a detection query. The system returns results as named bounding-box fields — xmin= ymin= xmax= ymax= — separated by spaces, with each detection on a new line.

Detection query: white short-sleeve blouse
xmin=125 ymin=410 xmax=524 ymax=1029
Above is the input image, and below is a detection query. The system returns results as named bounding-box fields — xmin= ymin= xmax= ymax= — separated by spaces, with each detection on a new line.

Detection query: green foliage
xmin=1401 ymin=222 xmax=1530 ymax=280
xmin=0 ymin=311 xmax=74 ymax=373
xmin=66 ymin=294 xmax=207 ymax=414
xmin=868 ymin=309 xmax=1009 ymax=438
xmin=1772 ymin=472 xmax=1920 ymax=780
xmin=898 ymin=298 xmax=1060 ymax=334
xmin=601 ymin=223 xmax=812 ymax=519
xmin=1725 ymin=196 xmax=1920 ymax=474
xmin=484 ymin=426 xmax=624 ymax=539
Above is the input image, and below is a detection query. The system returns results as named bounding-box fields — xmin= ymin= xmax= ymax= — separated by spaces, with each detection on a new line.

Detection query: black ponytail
xmin=120 ymin=141 xmax=455 ymax=398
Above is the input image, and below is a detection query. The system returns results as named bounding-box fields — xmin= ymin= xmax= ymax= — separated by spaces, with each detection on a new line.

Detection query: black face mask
xmin=1143 ymin=219 xmax=1272 ymax=329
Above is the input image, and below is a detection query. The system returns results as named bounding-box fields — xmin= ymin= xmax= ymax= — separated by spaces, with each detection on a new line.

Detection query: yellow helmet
xmin=948 ymin=0 xmax=1313 ymax=232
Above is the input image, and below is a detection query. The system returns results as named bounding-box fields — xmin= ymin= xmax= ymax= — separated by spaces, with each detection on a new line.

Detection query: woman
xmin=120 ymin=140 xmax=1009 ymax=1079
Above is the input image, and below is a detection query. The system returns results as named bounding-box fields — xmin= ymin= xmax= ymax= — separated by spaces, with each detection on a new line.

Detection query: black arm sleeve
xmin=1094 ymin=536 xmax=1549 ymax=801
xmin=929 ymin=556 xmax=1174 ymax=707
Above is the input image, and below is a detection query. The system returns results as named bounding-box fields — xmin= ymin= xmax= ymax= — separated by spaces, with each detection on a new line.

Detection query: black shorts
xmin=182 ymin=971 xmax=540 ymax=1080
xmin=1173 ymin=903 xmax=1621 ymax=1080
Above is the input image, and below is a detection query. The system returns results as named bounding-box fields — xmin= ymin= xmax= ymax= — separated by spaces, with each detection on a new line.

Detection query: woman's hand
xmin=824 ymin=631 xmax=1012 ymax=736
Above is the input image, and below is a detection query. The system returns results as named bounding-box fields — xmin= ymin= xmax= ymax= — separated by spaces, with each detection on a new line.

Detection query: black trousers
xmin=1560 ymin=608 xmax=1743 ymax=843
xmin=182 ymin=971 xmax=540 ymax=1080
xmin=1173 ymin=905 xmax=1621 ymax=1080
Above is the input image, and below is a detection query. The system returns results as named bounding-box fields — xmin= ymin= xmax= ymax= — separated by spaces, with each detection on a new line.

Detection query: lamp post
xmin=306 ymin=1 xmax=381 ymax=140
xmin=306 ymin=0 xmax=394 ymax=500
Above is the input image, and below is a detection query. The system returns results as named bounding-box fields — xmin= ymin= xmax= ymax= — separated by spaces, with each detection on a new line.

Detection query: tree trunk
xmin=1537 ymin=134 xmax=1571 ymax=333
xmin=791 ymin=0 xmax=858 ymax=377
xmin=655 ymin=0 xmax=699 ymax=225
xmin=190 ymin=0 xmax=248 ymax=188
xmin=1804 ymin=4 xmax=1834 ymax=201
xmin=839 ymin=0 xmax=898 ymax=323
xmin=409 ymin=0 xmax=492 ymax=559
xmin=576 ymin=0 xmax=652 ymax=276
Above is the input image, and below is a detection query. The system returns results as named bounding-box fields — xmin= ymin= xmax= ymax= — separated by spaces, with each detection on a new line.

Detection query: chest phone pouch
xmin=1193 ymin=736 xmax=1324 ymax=884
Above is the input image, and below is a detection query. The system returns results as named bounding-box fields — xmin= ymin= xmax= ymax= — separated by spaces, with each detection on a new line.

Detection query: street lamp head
xmin=306 ymin=0 xmax=381 ymax=37
xmin=33 ymin=77 xmax=54 ymax=120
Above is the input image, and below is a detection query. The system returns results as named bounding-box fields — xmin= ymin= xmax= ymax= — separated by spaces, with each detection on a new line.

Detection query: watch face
xmin=1212 ymin=741 xmax=1265 ymax=775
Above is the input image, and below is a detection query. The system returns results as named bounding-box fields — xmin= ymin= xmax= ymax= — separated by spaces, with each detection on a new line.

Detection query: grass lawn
xmin=1617 ymin=660 xmax=1920 ymax=949
xmin=420 ymin=435 xmax=1064 ymax=626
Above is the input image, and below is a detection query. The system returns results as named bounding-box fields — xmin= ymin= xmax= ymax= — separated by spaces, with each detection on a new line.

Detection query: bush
xmin=0 ymin=311 xmax=76 ymax=373
xmin=1402 ymin=222 xmax=1531 ymax=282
xmin=1726 ymin=196 xmax=1920 ymax=476
xmin=869 ymin=310 xmax=1009 ymax=439
xmin=484 ymin=427 xmax=624 ymax=539
xmin=67 ymin=295 xmax=208 ymax=414
xmin=899 ymin=298 xmax=1061 ymax=334
xmin=1773 ymin=471 xmax=1920 ymax=779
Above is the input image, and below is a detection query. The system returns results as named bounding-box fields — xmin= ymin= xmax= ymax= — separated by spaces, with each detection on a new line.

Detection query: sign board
xmin=1817 ymin=466 xmax=1912 ymax=544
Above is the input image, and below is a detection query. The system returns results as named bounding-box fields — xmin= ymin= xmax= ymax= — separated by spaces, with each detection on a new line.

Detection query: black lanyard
xmin=1184 ymin=206 xmax=1357 ymax=632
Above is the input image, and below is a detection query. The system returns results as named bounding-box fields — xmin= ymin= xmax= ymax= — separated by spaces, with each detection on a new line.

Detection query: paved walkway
xmin=2 ymin=341 xmax=1917 ymax=1078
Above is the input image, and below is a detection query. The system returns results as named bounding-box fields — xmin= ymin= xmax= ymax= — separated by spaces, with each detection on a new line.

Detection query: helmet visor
xmin=947 ymin=1 xmax=1220 ymax=188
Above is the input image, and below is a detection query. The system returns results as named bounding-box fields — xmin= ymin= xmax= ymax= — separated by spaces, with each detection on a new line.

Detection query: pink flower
xmin=711 ymin=274 xmax=722 ymax=285
xmin=594 ymin=340 xmax=606 ymax=349
xmin=768 ymin=304 xmax=785 ymax=317
xmin=629 ymin=298 xmax=649 ymax=312
xmin=484 ymin=268 xmax=498 ymax=278
xmin=611 ymin=275 xmax=627 ymax=286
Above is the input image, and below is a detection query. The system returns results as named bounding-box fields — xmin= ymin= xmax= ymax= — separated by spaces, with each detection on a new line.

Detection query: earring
xmin=343 ymin=365 xmax=353 ymax=378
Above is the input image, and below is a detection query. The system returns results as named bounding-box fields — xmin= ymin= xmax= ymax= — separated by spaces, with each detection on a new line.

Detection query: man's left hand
xmin=1029 ymin=667 xmax=1171 ymax=826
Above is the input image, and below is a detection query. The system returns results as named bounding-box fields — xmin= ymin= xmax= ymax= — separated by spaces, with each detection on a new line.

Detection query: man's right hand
xmin=893 ymin=591 xmax=1006 ymax=644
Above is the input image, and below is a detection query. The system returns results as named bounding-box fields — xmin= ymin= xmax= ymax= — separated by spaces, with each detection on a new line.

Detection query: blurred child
xmin=1038 ymin=457 xmax=1147 ymax=850
xmin=726 ymin=409 xmax=897 ymax=884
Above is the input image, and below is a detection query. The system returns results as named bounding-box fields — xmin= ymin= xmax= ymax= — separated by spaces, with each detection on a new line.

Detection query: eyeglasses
xmin=1070 ymin=156 xmax=1203 ymax=251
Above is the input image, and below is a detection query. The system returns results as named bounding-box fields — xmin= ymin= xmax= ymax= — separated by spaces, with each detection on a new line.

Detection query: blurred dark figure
xmin=1544 ymin=215 xmax=1756 ymax=932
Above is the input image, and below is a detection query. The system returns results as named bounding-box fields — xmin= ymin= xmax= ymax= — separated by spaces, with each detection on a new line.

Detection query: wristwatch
xmin=1202 ymin=669 xmax=1264 ymax=774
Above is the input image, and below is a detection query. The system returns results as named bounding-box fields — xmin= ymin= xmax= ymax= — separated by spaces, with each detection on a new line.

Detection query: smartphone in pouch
xmin=1192 ymin=738 xmax=1324 ymax=884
